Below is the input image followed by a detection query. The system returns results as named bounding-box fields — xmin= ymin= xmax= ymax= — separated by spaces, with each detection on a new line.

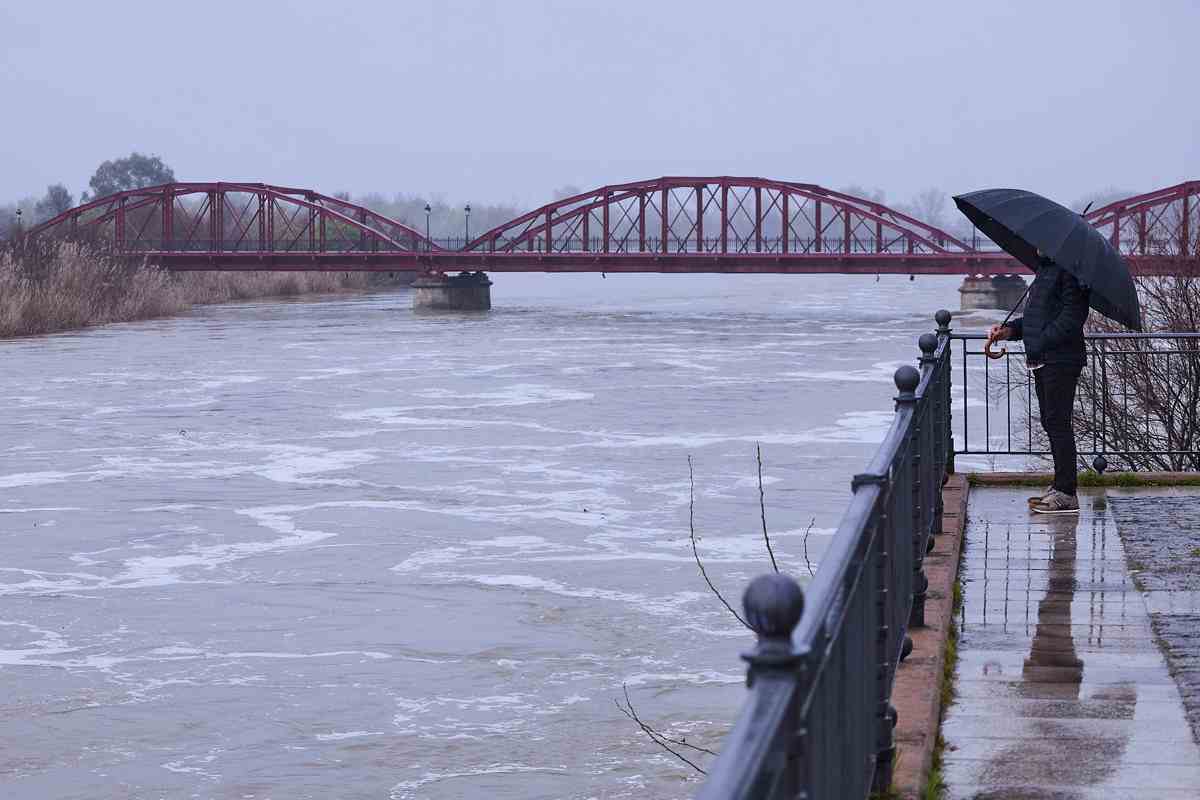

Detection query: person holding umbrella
xmin=987 ymin=255 xmax=1089 ymax=512
xmin=954 ymin=189 xmax=1143 ymax=514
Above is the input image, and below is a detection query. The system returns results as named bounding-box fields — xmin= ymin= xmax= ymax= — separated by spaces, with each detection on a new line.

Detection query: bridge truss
xmin=1086 ymin=181 xmax=1199 ymax=264
xmin=26 ymin=178 xmax=1198 ymax=276
xmin=29 ymin=182 xmax=439 ymax=270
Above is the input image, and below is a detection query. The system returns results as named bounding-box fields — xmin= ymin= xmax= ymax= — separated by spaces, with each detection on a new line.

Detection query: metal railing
xmin=951 ymin=331 xmax=1200 ymax=472
xmin=457 ymin=236 xmax=947 ymax=254
xmin=696 ymin=310 xmax=954 ymax=799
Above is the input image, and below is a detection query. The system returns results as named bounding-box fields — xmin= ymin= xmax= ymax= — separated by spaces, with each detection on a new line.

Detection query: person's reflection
xmin=1023 ymin=514 xmax=1084 ymax=681
xmin=978 ymin=501 xmax=1137 ymax=791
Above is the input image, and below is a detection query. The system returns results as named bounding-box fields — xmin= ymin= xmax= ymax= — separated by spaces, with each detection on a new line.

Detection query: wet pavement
xmin=1111 ymin=493 xmax=1200 ymax=746
xmin=942 ymin=487 xmax=1200 ymax=799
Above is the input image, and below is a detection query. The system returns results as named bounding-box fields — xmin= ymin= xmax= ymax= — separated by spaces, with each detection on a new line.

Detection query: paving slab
xmin=1109 ymin=490 xmax=1200 ymax=745
xmin=942 ymin=487 xmax=1200 ymax=798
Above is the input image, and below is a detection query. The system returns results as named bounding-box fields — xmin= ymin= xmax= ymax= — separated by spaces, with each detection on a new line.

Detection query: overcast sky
xmin=2 ymin=0 xmax=1196 ymax=210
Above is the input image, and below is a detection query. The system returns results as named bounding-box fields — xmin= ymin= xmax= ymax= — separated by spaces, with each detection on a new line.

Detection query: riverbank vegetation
xmin=0 ymin=238 xmax=377 ymax=339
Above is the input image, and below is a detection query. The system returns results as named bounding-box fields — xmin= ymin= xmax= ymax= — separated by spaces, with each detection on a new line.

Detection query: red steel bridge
xmin=28 ymin=178 xmax=1200 ymax=276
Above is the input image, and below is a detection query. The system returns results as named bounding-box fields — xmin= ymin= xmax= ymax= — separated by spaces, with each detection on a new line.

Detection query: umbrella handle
xmin=984 ymin=334 xmax=1007 ymax=360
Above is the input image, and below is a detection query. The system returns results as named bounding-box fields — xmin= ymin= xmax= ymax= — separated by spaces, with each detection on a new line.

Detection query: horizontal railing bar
xmin=952 ymin=332 xmax=1200 ymax=340
xmin=961 ymin=449 xmax=1200 ymax=456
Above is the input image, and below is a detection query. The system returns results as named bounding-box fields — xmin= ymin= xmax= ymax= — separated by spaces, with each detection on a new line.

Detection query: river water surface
xmin=2 ymin=274 xmax=976 ymax=799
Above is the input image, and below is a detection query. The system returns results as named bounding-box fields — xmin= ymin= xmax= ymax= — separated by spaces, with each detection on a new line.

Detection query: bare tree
xmin=1073 ymin=276 xmax=1200 ymax=471
xmin=897 ymin=188 xmax=949 ymax=231
xmin=1071 ymin=215 xmax=1200 ymax=471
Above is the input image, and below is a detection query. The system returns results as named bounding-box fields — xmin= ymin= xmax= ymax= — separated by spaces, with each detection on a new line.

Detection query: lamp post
xmin=15 ymin=208 xmax=22 ymax=233
xmin=424 ymin=202 xmax=431 ymax=252
xmin=464 ymin=203 xmax=471 ymax=246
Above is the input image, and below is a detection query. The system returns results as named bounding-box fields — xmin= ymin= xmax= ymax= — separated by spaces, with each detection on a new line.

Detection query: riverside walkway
xmin=942 ymin=485 xmax=1200 ymax=799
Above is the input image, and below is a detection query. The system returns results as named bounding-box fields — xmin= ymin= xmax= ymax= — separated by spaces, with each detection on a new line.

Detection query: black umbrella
xmin=953 ymin=188 xmax=1142 ymax=332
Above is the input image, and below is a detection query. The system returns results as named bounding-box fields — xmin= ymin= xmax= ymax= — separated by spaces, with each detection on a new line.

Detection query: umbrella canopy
xmin=954 ymin=188 xmax=1142 ymax=331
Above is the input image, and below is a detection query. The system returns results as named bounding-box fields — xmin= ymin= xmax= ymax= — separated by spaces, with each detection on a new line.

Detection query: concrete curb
xmin=890 ymin=473 xmax=969 ymax=799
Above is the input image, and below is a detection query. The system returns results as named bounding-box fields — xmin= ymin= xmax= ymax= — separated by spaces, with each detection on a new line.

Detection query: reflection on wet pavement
xmin=942 ymin=488 xmax=1200 ymax=799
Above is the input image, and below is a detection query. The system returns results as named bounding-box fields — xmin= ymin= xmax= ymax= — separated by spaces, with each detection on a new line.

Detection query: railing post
xmin=741 ymin=573 xmax=805 ymax=797
xmin=895 ymin=366 xmax=927 ymax=629
xmin=936 ymin=309 xmax=955 ymax=473
xmin=871 ymin=703 xmax=899 ymax=795
xmin=919 ymin=332 xmax=944 ymax=546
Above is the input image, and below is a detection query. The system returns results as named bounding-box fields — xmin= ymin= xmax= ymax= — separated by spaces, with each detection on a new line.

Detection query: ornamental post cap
xmin=894 ymin=365 xmax=920 ymax=395
xmin=919 ymin=332 xmax=938 ymax=355
xmin=935 ymin=309 xmax=952 ymax=327
xmin=742 ymin=573 xmax=804 ymax=640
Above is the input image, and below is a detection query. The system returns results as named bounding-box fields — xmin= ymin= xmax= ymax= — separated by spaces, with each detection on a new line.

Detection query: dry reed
xmin=0 ymin=240 xmax=379 ymax=339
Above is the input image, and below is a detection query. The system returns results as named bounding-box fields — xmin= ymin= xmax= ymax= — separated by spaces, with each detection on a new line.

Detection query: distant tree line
xmin=2 ymin=152 xmax=175 ymax=234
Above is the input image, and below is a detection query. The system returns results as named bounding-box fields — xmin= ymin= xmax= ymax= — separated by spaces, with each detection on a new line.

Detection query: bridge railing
xmin=695 ymin=311 xmax=953 ymax=799
xmin=455 ymin=236 xmax=957 ymax=255
xmin=950 ymin=331 xmax=1200 ymax=472
xmin=127 ymin=238 xmax=427 ymax=254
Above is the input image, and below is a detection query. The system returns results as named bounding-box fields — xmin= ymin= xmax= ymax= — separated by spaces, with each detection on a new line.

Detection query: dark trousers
xmin=1034 ymin=364 xmax=1083 ymax=496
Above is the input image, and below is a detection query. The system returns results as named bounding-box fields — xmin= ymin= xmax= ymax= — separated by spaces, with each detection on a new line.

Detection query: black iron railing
xmin=951 ymin=331 xmax=1200 ymax=472
xmin=696 ymin=310 xmax=954 ymax=799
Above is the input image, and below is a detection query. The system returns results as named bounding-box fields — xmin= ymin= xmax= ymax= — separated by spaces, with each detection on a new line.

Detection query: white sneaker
xmin=1031 ymin=489 xmax=1080 ymax=515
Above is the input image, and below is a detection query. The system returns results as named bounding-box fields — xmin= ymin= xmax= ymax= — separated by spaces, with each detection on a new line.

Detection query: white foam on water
xmin=0 ymin=503 xmax=340 ymax=595
xmin=0 ymin=471 xmax=77 ymax=488
xmin=801 ymin=409 xmax=896 ymax=444
xmin=194 ymin=374 xmax=265 ymax=391
xmin=621 ymin=669 xmax=746 ymax=686
xmin=160 ymin=747 xmax=224 ymax=781
xmin=252 ymin=447 xmax=376 ymax=486
xmin=316 ymin=730 xmax=386 ymax=741
xmin=131 ymin=504 xmax=205 ymax=512
xmin=0 ymin=506 xmax=81 ymax=513
xmin=224 ymin=650 xmax=391 ymax=660
xmin=390 ymin=763 xmax=567 ymax=799
xmin=340 ymin=409 xmax=565 ymax=433
xmin=784 ymin=359 xmax=911 ymax=383
xmin=296 ymin=367 xmax=365 ymax=382
xmin=413 ymin=384 xmax=593 ymax=408
xmin=440 ymin=573 xmax=712 ymax=621
xmin=654 ymin=358 xmax=718 ymax=372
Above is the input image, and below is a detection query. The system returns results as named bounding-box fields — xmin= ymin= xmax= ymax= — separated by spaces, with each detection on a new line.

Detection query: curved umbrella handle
xmin=984 ymin=334 xmax=1007 ymax=360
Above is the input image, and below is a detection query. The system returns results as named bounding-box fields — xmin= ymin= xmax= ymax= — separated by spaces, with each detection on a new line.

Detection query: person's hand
xmin=988 ymin=325 xmax=1012 ymax=342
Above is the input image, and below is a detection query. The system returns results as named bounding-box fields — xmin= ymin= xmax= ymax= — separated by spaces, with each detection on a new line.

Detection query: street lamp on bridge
xmin=424 ymin=202 xmax=431 ymax=251
xmin=15 ymin=208 xmax=21 ymax=233
xmin=464 ymin=203 xmax=471 ymax=246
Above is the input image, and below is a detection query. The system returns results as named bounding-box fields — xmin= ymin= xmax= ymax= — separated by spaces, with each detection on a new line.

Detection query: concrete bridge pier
xmin=959 ymin=274 xmax=1028 ymax=313
xmin=412 ymin=271 xmax=492 ymax=311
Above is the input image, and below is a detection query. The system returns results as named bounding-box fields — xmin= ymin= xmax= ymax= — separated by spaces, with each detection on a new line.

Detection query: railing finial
xmin=894 ymin=365 xmax=920 ymax=405
xmin=918 ymin=332 xmax=938 ymax=361
xmin=935 ymin=308 xmax=952 ymax=334
xmin=1092 ymin=454 xmax=1108 ymax=475
xmin=742 ymin=573 xmax=804 ymax=642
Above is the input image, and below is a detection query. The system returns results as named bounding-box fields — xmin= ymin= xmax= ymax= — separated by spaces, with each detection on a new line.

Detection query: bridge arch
xmin=30 ymin=182 xmax=441 ymax=257
xmin=1085 ymin=181 xmax=1199 ymax=258
xmin=464 ymin=177 xmax=973 ymax=257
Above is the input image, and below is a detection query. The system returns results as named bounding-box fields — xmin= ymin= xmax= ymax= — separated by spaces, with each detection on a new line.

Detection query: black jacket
xmin=1009 ymin=264 xmax=1089 ymax=366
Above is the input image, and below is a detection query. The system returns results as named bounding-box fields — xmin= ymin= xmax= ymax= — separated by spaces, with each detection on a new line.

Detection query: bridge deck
xmin=143 ymin=251 xmax=1193 ymax=277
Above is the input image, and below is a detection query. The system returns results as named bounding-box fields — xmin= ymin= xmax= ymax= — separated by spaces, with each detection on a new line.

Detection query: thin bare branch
xmin=688 ymin=455 xmax=749 ymax=629
xmin=802 ymin=517 xmax=817 ymax=576
xmin=615 ymin=684 xmax=711 ymax=774
xmin=756 ymin=442 xmax=778 ymax=573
